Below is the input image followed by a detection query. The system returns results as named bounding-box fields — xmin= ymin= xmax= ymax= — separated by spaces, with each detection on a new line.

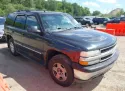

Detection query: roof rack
xmin=16 ymin=10 xmax=31 ymax=12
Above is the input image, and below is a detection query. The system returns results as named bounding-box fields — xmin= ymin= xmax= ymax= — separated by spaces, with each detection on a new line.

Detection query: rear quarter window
xmin=5 ymin=14 xmax=16 ymax=26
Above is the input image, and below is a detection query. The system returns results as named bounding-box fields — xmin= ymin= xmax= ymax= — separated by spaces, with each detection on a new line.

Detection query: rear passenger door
xmin=12 ymin=15 xmax=27 ymax=51
xmin=22 ymin=15 xmax=45 ymax=63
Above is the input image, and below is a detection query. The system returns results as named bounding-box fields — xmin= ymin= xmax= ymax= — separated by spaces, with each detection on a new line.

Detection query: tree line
xmin=0 ymin=0 xmax=92 ymax=16
xmin=0 ymin=0 xmax=125 ymax=17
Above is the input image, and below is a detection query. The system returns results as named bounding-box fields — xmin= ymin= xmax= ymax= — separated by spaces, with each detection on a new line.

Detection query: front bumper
xmin=72 ymin=50 xmax=119 ymax=80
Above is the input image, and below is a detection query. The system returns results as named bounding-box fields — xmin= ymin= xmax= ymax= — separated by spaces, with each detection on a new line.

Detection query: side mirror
xmin=27 ymin=26 xmax=41 ymax=33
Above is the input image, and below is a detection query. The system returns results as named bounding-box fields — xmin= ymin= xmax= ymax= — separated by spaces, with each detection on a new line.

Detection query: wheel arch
xmin=45 ymin=49 xmax=72 ymax=68
xmin=6 ymin=35 xmax=13 ymax=48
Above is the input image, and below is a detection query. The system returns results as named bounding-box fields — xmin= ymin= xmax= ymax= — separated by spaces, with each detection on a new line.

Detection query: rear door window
xmin=14 ymin=15 xmax=26 ymax=29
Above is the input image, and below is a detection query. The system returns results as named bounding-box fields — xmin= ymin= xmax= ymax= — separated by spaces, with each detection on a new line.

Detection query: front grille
xmin=80 ymin=44 xmax=117 ymax=65
xmin=101 ymin=45 xmax=115 ymax=53
xmin=101 ymin=54 xmax=112 ymax=61
xmin=100 ymin=44 xmax=116 ymax=62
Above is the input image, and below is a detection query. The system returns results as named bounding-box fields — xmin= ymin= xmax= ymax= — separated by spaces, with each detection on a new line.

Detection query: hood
xmin=51 ymin=28 xmax=116 ymax=51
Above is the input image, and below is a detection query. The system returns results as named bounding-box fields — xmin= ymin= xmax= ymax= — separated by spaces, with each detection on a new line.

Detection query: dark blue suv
xmin=4 ymin=10 xmax=119 ymax=87
xmin=93 ymin=17 xmax=109 ymax=25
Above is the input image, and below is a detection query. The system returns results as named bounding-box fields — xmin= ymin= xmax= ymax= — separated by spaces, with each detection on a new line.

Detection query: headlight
xmin=80 ymin=50 xmax=100 ymax=57
xmin=79 ymin=50 xmax=100 ymax=66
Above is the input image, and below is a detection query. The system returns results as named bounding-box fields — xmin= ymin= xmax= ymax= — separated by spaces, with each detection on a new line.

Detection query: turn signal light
xmin=79 ymin=60 xmax=88 ymax=66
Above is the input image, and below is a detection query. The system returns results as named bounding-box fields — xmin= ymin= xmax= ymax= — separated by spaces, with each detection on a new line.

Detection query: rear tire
xmin=48 ymin=54 xmax=74 ymax=87
xmin=9 ymin=38 xmax=18 ymax=56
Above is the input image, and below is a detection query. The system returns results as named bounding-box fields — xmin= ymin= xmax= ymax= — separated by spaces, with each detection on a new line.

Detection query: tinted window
xmin=25 ymin=16 xmax=40 ymax=30
xmin=6 ymin=14 xmax=16 ymax=26
xmin=14 ymin=15 xmax=26 ymax=29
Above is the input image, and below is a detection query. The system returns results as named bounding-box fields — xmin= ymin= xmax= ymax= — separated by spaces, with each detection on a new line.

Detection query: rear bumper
xmin=72 ymin=50 xmax=119 ymax=80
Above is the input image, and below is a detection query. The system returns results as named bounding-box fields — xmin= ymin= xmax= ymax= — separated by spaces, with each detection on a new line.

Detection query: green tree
xmin=14 ymin=4 xmax=28 ymax=10
xmin=10 ymin=0 xmax=25 ymax=4
xmin=4 ymin=4 xmax=16 ymax=15
xmin=72 ymin=3 xmax=79 ymax=16
xmin=0 ymin=9 xmax=5 ymax=16
xmin=45 ymin=0 xmax=57 ymax=11
xmin=82 ymin=7 xmax=91 ymax=16
xmin=0 ymin=0 xmax=11 ymax=5
xmin=35 ymin=0 xmax=44 ymax=9
xmin=92 ymin=10 xmax=101 ymax=16
xmin=116 ymin=9 xmax=125 ymax=17
xmin=64 ymin=3 xmax=73 ymax=15
xmin=0 ymin=0 xmax=91 ymax=17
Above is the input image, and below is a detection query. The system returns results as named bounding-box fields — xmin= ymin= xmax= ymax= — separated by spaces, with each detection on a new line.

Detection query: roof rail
xmin=16 ymin=10 xmax=30 ymax=12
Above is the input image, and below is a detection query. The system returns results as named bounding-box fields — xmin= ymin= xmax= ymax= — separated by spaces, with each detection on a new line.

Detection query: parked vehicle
xmin=93 ymin=17 xmax=110 ymax=25
xmin=0 ymin=17 xmax=5 ymax=41
xmin=104 ymin=17 xmax=125 ymax=25
xmin=83 ymin=16 xmax=95 ymax=23
xmin=75 ymin=16 xmax=93 ymax=26
xmin=4 ymin=10 xmax=119 ymax=87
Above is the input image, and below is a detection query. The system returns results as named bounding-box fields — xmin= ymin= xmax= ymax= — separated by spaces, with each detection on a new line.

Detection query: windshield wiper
xmin=74 ymin=26 xmax=83 ymax=29
xmin=50 ymin=26 xmax=83 ymax=33
xmin=57 ymin=27 xmax=62 ymax=30
xmin=67 ymin=26 xmax=83 ymax=30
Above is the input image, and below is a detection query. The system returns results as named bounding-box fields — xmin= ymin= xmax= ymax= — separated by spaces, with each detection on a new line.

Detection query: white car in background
xmin=0 ymin=17 xmax=5 ymax=41
xmin=83 ymin=16 xmax=95 ymax=24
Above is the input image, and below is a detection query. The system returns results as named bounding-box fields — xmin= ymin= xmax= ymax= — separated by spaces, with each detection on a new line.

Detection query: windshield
xmin=40 ymin=13 xmax=82 ymax=32
xmin=0 ymin=18 xmax=5 ymax=25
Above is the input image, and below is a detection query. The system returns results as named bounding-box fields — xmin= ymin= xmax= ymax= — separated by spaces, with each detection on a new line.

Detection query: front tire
xmin=48 ymin=54 xmax=74 ymax=87
xmin=9 ymin=38 xmax=18 ymax=56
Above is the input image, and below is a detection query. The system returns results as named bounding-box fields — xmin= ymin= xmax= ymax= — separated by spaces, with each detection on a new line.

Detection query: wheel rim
xmin=52 ymin=63 xmax=67 ymax=82
xmin=10 ymin=42 xmax=15 ymax=53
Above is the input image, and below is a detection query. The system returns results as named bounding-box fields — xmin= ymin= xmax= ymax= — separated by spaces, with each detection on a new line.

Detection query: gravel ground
xmin=0 ymin=37 xmax=125 ymax=91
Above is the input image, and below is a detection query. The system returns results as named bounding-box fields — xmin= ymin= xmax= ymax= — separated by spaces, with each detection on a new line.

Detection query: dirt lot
xmin=0 ymin=37 xmax=125 ymax=91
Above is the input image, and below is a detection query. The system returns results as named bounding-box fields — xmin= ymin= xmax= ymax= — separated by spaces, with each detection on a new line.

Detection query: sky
xmin=63 ymin=0 xmax=125 ymax=14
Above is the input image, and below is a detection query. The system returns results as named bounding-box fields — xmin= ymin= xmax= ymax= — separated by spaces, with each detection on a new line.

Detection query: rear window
xmin=5 ymin=14 xmax=16 ymax=26
xmin=14 ymin=15 xmax=26 ymax=29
